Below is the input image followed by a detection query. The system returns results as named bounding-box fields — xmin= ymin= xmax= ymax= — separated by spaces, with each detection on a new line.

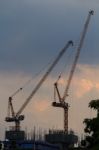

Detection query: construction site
xmin=0 ymin=10 xmax=95 ymax=150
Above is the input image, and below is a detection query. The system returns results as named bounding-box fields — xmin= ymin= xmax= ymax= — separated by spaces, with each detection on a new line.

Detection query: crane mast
xmin=52 ymin=10 xmax=94 ymax=133
xmin=5 ymin=40 xmax=73 ymax=131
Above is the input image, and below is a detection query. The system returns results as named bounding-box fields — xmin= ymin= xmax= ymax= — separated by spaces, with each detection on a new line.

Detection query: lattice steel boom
xmin=16 ymin=41 xmax=73 ymax=117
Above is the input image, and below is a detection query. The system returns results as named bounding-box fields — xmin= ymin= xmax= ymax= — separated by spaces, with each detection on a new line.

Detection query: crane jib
xmin=16 ymin=40 xmax=73 ymax=117
xmin=62 ymin=10 xmax=94 ymax=101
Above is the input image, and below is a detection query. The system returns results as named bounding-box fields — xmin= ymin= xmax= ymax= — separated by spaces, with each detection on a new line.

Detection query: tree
xmin=83 ymin=99 xmax=99 ymax=148
xmin=0 ymin=141 xmax=2 ymax=150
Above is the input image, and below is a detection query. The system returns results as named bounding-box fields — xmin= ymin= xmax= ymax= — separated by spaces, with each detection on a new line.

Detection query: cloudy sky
xmin=0 ymin=0 xmax=99 ymax=139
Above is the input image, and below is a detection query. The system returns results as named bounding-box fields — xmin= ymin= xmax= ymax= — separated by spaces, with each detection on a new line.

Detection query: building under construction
xmin=3 ymin=127 xmax=78 ymax=150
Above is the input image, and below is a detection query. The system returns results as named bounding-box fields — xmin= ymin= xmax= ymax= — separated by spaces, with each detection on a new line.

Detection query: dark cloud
xmin=0 ymin=0 xmax=99 ymax=74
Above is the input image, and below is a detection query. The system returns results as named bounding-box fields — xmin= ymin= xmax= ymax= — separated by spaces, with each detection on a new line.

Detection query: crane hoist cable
xmin=15 ymin=41 xmax=73 ymax=117
xmin=9 ymin=44 xmax=73 ymax=100
xmin=21 ymin=55 xmax=59 ymax=89
xmin=55 ymin=43 xmax=76 ymax=84
xmin=9 ymin=61 xmax=54 ymax=98
xmin=8 ymin=53 xmax=61 ymax=101
xmin=54 ymin=44 xmax=76 ymax=102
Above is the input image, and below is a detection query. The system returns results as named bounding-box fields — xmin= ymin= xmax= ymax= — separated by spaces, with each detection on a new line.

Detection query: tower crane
xmin=52 ymin=10 xmax=94 ymax=133
xmin=5 ymin=40 xmax=73 ymax=131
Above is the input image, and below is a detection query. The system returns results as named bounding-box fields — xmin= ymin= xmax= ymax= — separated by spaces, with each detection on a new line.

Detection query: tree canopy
xmin=83 ymin=99 xmax=99 ymax=149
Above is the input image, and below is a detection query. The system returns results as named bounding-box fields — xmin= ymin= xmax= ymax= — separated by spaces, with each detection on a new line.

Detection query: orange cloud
xmin=95 ymin=83 xmax=99 ymax=89
xmin=52 ymin=64 xmax=99 ymax=98
xmin=34 ymin=100 xmax=49 ymax=112
xmin=58 ymin=78 xmax=66 ymax=85
xmin=70 ymin=64 xmax=99 ymax=98
xmin=73 ymin=78 xmax=93 ymax=98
